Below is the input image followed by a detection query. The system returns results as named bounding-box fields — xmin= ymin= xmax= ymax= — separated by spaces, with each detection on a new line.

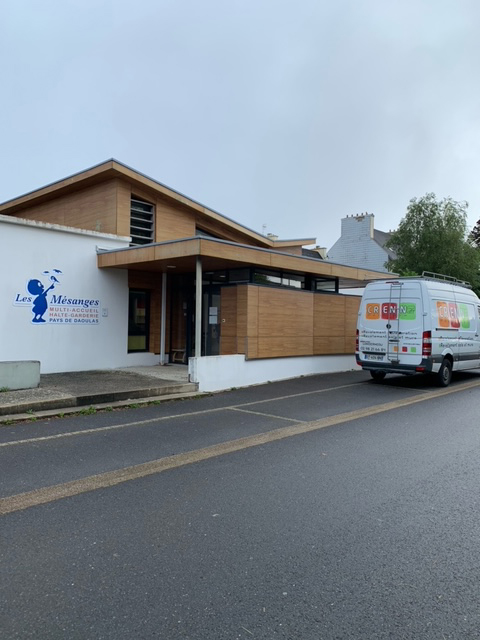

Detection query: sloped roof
xmin=373 ymin=229 xmax=396 ymax=260
xmin=0 ymin=159 xmax=316 ymax=251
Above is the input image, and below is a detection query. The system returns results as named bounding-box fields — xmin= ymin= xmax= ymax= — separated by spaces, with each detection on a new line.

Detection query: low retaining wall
xmin=188 ymin=354 xmax=358 ymax=392
xmin=0 ymin=360 xmax=40 ymax=391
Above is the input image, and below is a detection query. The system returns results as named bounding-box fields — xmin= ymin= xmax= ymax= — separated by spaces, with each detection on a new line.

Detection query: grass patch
xmin=79 ymin=406 xmax=97 ymax=415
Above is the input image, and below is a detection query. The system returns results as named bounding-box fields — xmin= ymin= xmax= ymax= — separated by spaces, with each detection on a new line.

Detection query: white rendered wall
xmin=0 ymin=216 xmax=158 ymax=373
xmin=189 ymin=354 xmax=359 ymax=392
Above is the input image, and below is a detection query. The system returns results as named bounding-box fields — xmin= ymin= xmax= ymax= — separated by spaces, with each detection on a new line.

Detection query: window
xmin=128 ymin=290 xmax=150 ymax=352
xmin=314 ymin=278 xmax=338 ymax=292
xmin=228 ymin=268 xmax=251 ymax=283
xmin=254 ymin=269 xmax=282 ymax=286
xmin=196 ymin=227 xmax=222 ymax=239
xmin=282 ymin=274 xmax=304 ymax=289
xmin=254 ymin=269 xmax=305 ymax=289
xmin=130 ymin=198 xmax=154 ymax=245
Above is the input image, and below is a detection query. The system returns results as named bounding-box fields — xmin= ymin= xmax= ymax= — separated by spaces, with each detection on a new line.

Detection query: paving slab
xmin=0 ymin=365 xmax=197 ymax=421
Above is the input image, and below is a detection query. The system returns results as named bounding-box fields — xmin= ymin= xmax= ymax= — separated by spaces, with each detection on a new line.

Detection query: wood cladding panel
xmin=233 ymin=285 xmax=259 ymax=357
xmin=257 ymin=288 xmax=313 ymax=338
xmin=201 ymin=240 xmax=271 ymax=267
xmin=220 ymin=337 xmax=237 ymax=355
xmin=220 ymin=287 xmax=237 ymax=338
xmin=236 ymin=285 xmax=248 ymax=339
xmin=257 ymin=336 xmax=313 ymax=358
xmin=314 ymin=295 xmax=346 ymax=338
xmin=313 ymin=337 xmax=346 ymax=354
xmin=118 ymin=246 xmax=155 ymax=265
xmin=149 ymin=289 xmax=162 ymax=354
xmin=156 ymin=200 xmax=196 ymax=242
xmin=313 ymin=294 xmax=358 ymax=355
xmin=128 ymin=271 xmax=164 ymax=289
xmin=97 ymin=252 xmax=117 ymax=267
xmin=196 ymin=217 xmax=265 ymax=246
xmin=117 ymin=180 xmax=132 ymax=238
xmin=234 ymin=285 xmax=251 ymax=355
xmin=246 ymin=337 xmax=258 ymax=359
xmin=345 ymin=335 xmax=356 ymax=352
xmin=273 ymin=245 xmax=303 ymax=256
xmin=345 ymin=296 xmax=361 ymax=336
xmin=13 ymin=180 xmax=119 ymax=234
xmin=246 ymin=285 xmax=259 ymax=337
xmin=238 ymin=286 xmax=358 ymax=359
xmin=154 ymin=240 xmax=198 ymax=260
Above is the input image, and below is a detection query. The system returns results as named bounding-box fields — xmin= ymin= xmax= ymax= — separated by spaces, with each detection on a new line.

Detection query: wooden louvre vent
xmin=130 ymin=198 xmax=154 ymax=245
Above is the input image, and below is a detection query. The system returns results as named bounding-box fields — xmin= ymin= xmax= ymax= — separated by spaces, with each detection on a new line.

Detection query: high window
xmin=253 ymin=269 xmax=305 ymax=289
xmin=130 ymin=198 xmax=154 ymax=245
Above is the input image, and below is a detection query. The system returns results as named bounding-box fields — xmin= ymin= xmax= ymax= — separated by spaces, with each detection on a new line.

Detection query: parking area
xmin=3 ymin=368 xmax=480 ymax=504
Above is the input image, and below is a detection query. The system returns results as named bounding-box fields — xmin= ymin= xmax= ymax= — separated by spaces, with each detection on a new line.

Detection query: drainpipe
xmin=195 ymin=257 xmax=202 ymax=357
xmin=160 ymin=272 xmax=167 ymax=364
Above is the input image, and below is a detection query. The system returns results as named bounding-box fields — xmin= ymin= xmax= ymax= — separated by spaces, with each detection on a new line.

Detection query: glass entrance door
xmin=202 ymin=287 xmax=221 ymax=356
xmin=169 ymin=277 xmax=221 ymax=359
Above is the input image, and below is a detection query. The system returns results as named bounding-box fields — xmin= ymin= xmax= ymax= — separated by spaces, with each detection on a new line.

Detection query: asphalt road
xmin=2 ymin=370 xmax=480 ymax=639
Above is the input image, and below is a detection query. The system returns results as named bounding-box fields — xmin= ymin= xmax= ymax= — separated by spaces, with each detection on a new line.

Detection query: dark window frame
xmin=128 ymin=289 xmax=150 ymax=353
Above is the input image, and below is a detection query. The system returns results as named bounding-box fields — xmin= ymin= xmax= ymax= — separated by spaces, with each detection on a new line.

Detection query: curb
xmin=0 ymin=390 xmax=207 ymax=424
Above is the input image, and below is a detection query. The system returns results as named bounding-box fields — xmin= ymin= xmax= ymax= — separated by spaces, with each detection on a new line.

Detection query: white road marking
xmin=0 ymin=382 xmax=363 ymax=448
xmin=2 ymin=379 xmax=480 ymax=516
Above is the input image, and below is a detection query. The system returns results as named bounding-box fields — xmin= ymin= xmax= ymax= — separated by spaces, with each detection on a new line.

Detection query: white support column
xmin=160 ymin=272 xmax=167 ymax=364
xmin=195 ymin=257 xmax=202 ymax=357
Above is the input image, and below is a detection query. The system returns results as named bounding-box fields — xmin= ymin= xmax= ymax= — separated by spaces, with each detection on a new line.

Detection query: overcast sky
xmin=1 ymin=0 xmax=479 ymax=251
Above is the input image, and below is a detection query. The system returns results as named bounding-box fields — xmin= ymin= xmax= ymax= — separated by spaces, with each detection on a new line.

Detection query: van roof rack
xmin=421 ymin=271 xmax=471 ymax=289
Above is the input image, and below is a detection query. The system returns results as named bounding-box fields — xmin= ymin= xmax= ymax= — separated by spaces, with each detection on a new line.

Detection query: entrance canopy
xmin=97 ymin=236 xmax=389 ymax=289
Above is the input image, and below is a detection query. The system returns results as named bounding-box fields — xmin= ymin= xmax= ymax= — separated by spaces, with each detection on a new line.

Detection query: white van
xmin=356 ymin=273 xmax=480 ymax=386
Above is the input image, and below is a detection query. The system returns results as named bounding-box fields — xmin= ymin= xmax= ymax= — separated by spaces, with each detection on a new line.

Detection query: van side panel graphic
xmin=458 ymin=303 xmax=472 ymax=329
xmin=364 ymin=302 xmax=417 ymax=321
xmin=436 ymin=301 xmax=470 ymax=329
xmin=399 ymin=303 xmax=416 ymax=320
xmin=366 ymin=303 xmax=380 ymax=320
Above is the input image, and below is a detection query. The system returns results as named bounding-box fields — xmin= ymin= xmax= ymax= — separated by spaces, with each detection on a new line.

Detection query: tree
xmin=469 ymin=218 xmax=480 ymax=248
xmin=386 ymin=193 xmax=480 ymax=293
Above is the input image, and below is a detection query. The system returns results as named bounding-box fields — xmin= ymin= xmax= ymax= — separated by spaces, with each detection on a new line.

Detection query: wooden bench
xmin=171 ymin=349 xmax=186 ymax=364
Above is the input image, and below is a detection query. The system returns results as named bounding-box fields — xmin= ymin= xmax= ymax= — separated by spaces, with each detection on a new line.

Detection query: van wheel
xmin=437 ymin=359 xmax=452 ymax=387
xmin=370 ymin=370 xmax=386 ymax=382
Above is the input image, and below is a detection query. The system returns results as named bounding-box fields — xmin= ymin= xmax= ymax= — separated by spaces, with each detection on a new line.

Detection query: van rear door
xmin=358 ymin=281 xmax=423 ymax=368
xmin=384 ymin=281 xmax=423 ymax=367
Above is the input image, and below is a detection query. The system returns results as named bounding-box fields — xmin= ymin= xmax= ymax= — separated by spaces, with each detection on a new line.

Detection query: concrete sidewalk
xmin=0 ymin=364 xmax=200 ymax=423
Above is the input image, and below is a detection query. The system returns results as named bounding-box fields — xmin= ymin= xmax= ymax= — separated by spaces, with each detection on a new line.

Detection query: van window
xmin=458 ymin=303 xmax=476 ymax=330
xmin=434 ymin=300 xmax=476 ymax=330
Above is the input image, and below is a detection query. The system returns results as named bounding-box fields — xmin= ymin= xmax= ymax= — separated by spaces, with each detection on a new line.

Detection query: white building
xmin=328 ymin=213 xmax=396 ymax=273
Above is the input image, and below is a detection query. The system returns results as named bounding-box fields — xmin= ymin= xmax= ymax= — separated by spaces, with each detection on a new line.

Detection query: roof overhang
xmin=97 ymin=237 xmax=389 ymax=288
xmin=0 ymin=159 xmax=313 ymax=251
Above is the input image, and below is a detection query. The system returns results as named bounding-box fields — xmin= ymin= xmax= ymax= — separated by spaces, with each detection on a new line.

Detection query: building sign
xmin=13 ymin=268 xmax=101 ymax=325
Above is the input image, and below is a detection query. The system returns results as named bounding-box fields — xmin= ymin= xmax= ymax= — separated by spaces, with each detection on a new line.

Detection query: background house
xmin=327 ymin=213 xmax=396 ymax=273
